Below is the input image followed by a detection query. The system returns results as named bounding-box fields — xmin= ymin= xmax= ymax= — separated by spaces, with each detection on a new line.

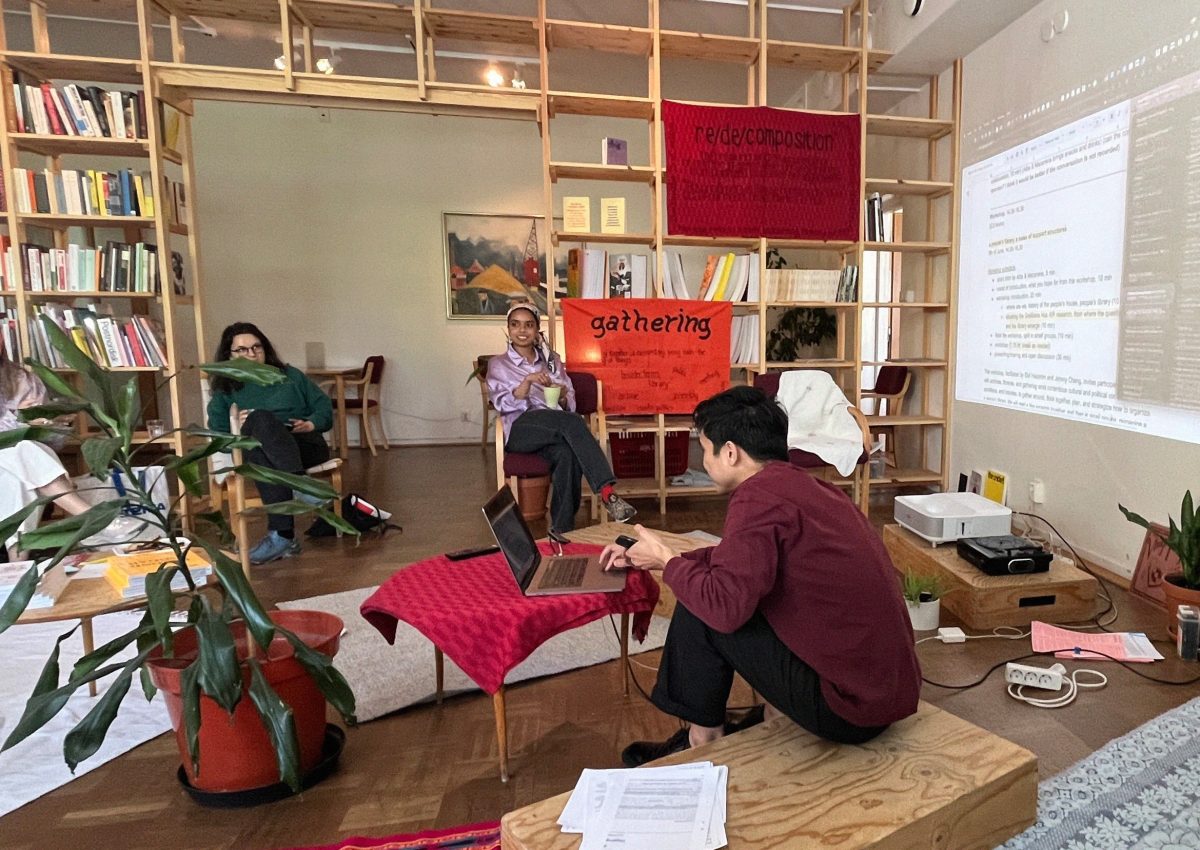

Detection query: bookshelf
xmin=0 ymin=1 xmax=208 ymax=518
xmin=0 ymin=0 xmax=957 ymax=515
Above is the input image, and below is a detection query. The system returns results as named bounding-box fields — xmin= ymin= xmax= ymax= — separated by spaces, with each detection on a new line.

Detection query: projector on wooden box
xmin=894 ymin=492 xmax=1012 ymax=545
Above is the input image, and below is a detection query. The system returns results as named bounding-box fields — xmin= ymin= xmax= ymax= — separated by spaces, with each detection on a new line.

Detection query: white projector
xmin=894 ymin=492 xmax=1012 ymax=545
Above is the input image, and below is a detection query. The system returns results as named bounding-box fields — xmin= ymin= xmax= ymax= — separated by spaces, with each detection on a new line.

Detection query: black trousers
xmin=652 ymin=603 xmax=886 ymax=745
xmin=505 ymin=408 xmax=616 ymax=533
xmin=241 ymin=410 xmax=330 ymax=533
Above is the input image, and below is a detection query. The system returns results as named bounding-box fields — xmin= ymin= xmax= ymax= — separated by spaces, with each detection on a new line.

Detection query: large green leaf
xmin=34 ymin=626 xmax=79 ymax=699
xmin=139 ymin=666 xmax=157 ymax=702
xmin=0 ymin=498 xmax=53 ymax=562
xmin=161 ymin=435 xmax=259 ymax=471
xmin=63 ymin=650 xmax=152 ymax=772
xmin=200 ymin=359 xmax=286 ymax=387
xmin=25 ymin=359 xmax=83 ymax=401
xmin=2 ymin=659 xmax=125 ymax=751
xmin=0 ymin=424 xmax=67 ymax=450
xmin=233 ymin=464 xmax=337 ymax=500
xmin=117 ymin=377 xmax=140 ymax=449
xmin=0 ymin=563 xmax=41 ymax=633
xmin=246 ymin=658 xmax=302 ymax=791
xmin=313 ymin=506 xmax=361 ymax=538
xmin=195 ymin=544 xmax=275 ymax=650
xmin=70 ymin=623 xmax=145 ymax=684
xmin=192 ymin=606 xmax=242 ymax=715
xmin=81 ymin=437 xmax=122 ymax=481
xmin=19 ymin=500 xmax=124 ymax=551
xmin=143 ymin=564 xmax=180 ymax=653
xmin=180 ymin=662 xmax=202 ymax=773
xmin=194 ymin=509 xmax=234 ymax=546
xmin=280 ymin=627 xmax=356 ymax=724
xmin=37 ymin=316 xmax=119 ymax=424
xmin=19 ymin=401 xmax=91 ymax=420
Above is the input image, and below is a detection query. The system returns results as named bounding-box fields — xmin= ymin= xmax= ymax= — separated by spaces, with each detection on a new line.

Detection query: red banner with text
xmin=563 ymin=299 xmax=732 ymax=415
xmin=663 ymin=100 xmax=861 ymax=241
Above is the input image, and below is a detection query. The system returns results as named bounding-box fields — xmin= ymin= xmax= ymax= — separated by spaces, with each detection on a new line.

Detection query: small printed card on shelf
xmin=563 ymin=196 xmax=591 ymax=233
xmin=600 ymin=197 xmax=626 ymax=234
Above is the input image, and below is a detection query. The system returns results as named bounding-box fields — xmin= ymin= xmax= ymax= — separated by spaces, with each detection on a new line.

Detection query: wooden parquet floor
xmin=3 ymin=445 xmax=1198 ymax=850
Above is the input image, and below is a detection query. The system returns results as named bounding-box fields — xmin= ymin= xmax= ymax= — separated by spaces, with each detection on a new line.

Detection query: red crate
xmin=609 ymin=432 xmax=690 ymax=479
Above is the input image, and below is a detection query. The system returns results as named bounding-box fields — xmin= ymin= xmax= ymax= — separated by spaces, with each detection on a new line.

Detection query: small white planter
xmin=906 ymin=599 xmax=940 ymax=631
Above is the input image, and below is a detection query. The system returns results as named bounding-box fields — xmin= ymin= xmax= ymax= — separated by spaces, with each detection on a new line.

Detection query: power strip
xmin=1005 ymin=662 xmax=1065 ymax=691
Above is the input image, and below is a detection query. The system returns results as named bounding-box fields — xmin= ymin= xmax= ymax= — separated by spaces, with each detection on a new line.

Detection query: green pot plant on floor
xmin=1120 ymin=490 xmax=1200 ymax=636
xmin=900 ymin=571 xmax=944 ymax=632
xmin=0 ymin=316 xmax=359 ymax=799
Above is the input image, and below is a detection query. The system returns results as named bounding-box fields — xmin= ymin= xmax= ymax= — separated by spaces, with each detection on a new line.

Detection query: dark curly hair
xmin=209 ymin=322 xmax=287 ymax=394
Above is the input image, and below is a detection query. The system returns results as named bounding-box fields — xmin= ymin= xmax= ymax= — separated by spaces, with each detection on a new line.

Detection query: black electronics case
xmin=956 ymin=535 xmax=1053 ymax=576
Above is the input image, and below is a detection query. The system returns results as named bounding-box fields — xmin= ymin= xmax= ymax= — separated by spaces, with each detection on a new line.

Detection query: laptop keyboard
xmin=539 ymin=557 xmax=589 ymax=589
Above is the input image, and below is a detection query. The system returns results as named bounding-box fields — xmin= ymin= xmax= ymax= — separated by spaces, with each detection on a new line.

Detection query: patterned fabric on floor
xmin=1001 ymin=694 xmax=1200 ymax=850
xmin=279 ymin=820 xmax=500 ymax=850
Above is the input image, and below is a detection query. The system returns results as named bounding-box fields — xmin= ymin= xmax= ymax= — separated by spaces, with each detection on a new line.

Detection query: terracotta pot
xmin=516 ymin=475 xmax=550 ymax=522
xmin=147 ymin=609 xmax=343 ymax=793
xmin=1162 ymin=575 xmax=1200 ymax=640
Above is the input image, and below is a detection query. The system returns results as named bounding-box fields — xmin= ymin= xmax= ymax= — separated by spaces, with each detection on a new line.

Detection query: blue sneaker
xmin=248 ymin=531 xmax=301 ymax=565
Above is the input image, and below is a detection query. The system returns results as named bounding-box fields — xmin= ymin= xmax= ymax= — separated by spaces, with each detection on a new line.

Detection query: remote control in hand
xmin=614 ymin=534 xmax=638 ymax=549
xmin=444 ymin=545 xmax=501 ymax=561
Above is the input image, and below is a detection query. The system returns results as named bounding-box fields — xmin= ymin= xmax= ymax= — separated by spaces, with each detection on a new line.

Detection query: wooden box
xmin=884 ymin=523 xmax=1099 ymax=629
xmin=501 ymin=701 xmax=1037 ymax=850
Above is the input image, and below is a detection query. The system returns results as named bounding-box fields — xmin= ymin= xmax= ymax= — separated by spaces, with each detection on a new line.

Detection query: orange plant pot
xmin=147 ymin=609 xmax=343 ymax=793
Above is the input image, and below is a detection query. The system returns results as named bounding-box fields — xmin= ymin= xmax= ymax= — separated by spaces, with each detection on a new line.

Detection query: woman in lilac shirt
xmin=486 ymin=301 xmax=635 ymax=532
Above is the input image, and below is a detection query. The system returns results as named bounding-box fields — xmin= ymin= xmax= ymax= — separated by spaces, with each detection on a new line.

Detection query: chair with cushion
xmin=328 ymin=356 xmax=388 ymax=457
xmin=753 ymin=371 xmax=871 ymax=514
xmin=494 ymin=371 xmax=607 ymax=522
xmin=213 ymin=404 xmax=345 ymax=577
xmin=861 ymin=364 xmax=910 ymax=469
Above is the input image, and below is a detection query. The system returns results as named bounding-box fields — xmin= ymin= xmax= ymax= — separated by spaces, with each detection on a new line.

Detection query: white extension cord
xmin=1006 ymin=666 xmax=1107 ymax=708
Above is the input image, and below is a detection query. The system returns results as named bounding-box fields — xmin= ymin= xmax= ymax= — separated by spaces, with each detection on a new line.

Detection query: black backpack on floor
xmin=307 ymin=493 xmax=400 ymax=537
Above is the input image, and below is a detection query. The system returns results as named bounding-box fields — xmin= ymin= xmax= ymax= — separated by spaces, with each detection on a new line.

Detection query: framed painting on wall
xmin=444 ymin=212 xmax=563 ymax=319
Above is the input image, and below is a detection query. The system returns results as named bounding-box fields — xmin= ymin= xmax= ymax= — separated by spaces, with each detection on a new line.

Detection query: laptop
xmin=482 ymin=486 xmax=626 ymax=596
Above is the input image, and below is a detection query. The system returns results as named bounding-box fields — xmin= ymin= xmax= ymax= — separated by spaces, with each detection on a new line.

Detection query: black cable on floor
xmin=1013 ymin=510 xmax=1116 ymax=629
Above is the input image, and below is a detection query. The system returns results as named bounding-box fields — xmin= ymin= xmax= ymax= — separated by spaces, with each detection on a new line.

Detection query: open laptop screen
xmin=482 ymin=486 xmax=540 ymax=592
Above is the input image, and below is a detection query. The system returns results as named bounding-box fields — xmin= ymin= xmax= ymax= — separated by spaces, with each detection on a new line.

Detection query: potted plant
xmin=901 ymin=571 xmax=944 ymax=631
xmin=1120 ymin=492 xmax=1199 ymax=638
xmin=0 ymin=317 xmax=358 ymax=800
xmin=766 ymin=308 xmax=838 ymax=361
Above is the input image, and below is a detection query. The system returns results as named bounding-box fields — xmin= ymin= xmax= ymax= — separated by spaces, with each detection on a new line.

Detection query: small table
xmin=361 ymin=525 xmax=708 ymax=782
xmin=16 ymin=572 xmax=149 ymax=697
xmin=305 ymin=366 xmax=360 ymax=460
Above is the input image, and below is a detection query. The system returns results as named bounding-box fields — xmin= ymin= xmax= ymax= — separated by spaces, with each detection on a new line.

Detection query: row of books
xmin=10 ymin=73 xmax=148 ymax=140
xmin=1 ymin=238 xmax=162 ymax=294
xmin=662 ymin=251 xmax=762 ymax=303
xmin=565 ymin=249 xmax=653 ymax=299
xmin=104 ymin=548 xmax=212 ymax=599
xmin=12 ymin=167 xmax=155 ymax=218
xmin=730 ymin=315 xmax=761 ymax=365
xmin=0 ymin=561 xmax=69 ymax=610
xmin=763 ymin=266 xmax=859 ymax=302
xmin=30 ymin=303 xmax=169 ymax=369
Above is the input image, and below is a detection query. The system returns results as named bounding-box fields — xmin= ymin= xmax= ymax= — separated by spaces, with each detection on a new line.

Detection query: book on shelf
xmin=163 ymin=106 xmax=182 ymax=150
xmin=601 ymin=137 xmax=628 ymax=166
xmin=30 ymin=303 xmax=168 ymax=369
xmin=599 ymin=197 xmax=625 ymax=234
xmin=662 ymin=251 xmax=758 ymax=302
xmin=0 ymin=304 xmax=19 ymax=361
xmin=563 ymin=196 xmax=591 ymax=233
xmin=865 ymin=193 xmax=884 ymax=241
xmin=730 ymin=315 xmax=761 ymax=365
xmin=607 ymin=254 xmax=651 ymax=298
xmin=8 ymin=73 xmax=148 ymax=139
xmin=12 ymin=167 xmax=154 ymax=218
xmin=835 ymin=265 xmax=859 ymax=302
xmin=18 ymin=241 xmax=159 ymax=293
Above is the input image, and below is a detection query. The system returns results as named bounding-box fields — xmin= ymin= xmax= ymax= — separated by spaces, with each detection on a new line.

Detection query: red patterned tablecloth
xmin=360 ymin=543 xmax=660 ymax=694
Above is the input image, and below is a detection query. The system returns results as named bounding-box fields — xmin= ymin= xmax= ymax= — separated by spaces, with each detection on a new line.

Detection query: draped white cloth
xmin=776 ymin=371 xmax=863 ymax=476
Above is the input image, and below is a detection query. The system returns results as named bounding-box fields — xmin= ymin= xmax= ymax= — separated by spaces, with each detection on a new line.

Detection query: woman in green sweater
xmin=207 ymin=322 xmax=334 ymax=564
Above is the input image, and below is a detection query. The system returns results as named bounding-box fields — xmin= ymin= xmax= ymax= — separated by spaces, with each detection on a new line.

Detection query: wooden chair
xmin=214 ymin=404 xmax=345 ymax=577
xmin=754 ymin=372 xmax=872 ymax=515
xmin=474 ymin=354 xmax=496 ymax=447
xmin=494 ymin=371 xmax=606 ymax=522
xmin=861 ymin=364 xmax=911 ymax=469
xmin=323 ymin=356 xmax=388 ymax=456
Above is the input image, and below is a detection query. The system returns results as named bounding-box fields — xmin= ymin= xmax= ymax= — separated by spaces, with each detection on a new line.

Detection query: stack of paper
xmin=0 ymin=560 xmax=69 ymax=610
xmin=1031 ymin=620 xmax=1164 ymax=662
xmin=104 ymin=548 xmax=212 ymax=599
xmin=559 ymin=762 xmax=728 ymax=850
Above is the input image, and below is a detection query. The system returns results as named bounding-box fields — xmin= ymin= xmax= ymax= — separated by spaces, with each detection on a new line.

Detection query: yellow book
xmin=133 ymin=175 xmax=146 ymax=217
xmin=982 ymin=469 xmax=1008 ymax=505
xmin=712 ymin=252 xmax=736 ymax=301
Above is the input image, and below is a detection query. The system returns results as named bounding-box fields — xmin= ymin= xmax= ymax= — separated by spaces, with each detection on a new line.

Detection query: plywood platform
xmin=884 ymin=523 xmax=1099 ymax=629
xmin=501 ymin=701 xmax=1037 ymax=850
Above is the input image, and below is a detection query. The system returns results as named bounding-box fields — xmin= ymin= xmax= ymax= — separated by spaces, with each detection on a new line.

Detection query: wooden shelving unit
xmin=0 ymin=0 xmax=209 ymax=521
xmin=0 ymin=0 xmax=958 ymax=517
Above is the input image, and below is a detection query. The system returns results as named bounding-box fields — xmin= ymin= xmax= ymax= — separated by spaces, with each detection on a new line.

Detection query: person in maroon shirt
xmin=600 ymin=385 xmax=921 ymax=766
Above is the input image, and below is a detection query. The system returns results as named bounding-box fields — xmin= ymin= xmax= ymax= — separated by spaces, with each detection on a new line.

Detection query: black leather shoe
xmin=620 ymin=726 xmax=690 ymax=767
xmin=724 ymin=704 xmax=765 ymax=735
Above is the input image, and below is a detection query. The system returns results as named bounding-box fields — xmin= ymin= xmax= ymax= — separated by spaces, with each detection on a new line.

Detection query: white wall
xmin=950 ymin=0 xmax=1200 ymax=577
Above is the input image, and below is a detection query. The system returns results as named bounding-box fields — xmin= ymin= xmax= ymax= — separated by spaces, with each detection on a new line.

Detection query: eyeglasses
xmin=231 ymin=343 xmax=264 ymax=356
